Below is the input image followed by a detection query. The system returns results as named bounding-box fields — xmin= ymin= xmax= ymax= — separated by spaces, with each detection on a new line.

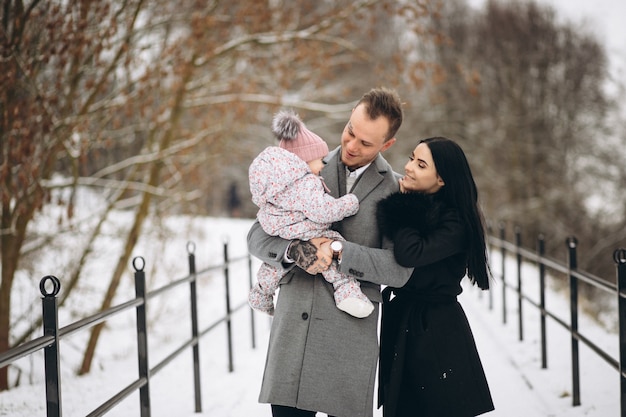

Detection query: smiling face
xmin=340 ymin=104 xmax=396 ymax=169
xmin=401 ymin=142 xmax=445 ymax=194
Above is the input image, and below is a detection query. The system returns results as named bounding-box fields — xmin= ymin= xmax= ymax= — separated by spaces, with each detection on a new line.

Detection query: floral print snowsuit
xmin=248 ymin=146 xmax=373 ymax=317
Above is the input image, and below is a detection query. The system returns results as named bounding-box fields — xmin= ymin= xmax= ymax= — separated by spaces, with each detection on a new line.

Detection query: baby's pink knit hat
xmin=272 ymin=109 xmax=329 ymax=163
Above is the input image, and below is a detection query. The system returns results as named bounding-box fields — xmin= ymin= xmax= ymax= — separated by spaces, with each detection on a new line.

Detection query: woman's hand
xmin=399 ymin=177 xmax=406 ymax=193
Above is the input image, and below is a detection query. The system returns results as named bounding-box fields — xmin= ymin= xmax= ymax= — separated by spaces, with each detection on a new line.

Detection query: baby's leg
xmin=248 ymin=263 xmax=282 ymax=316
xmin=322 ymin=266 xmax=374 ymax=318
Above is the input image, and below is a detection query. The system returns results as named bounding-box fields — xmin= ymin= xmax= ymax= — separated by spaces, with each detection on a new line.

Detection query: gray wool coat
xmin=247 ymin=147 xmax=413 ymax=417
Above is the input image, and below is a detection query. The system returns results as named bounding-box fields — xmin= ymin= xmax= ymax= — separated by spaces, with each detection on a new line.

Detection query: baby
xmin=248 ymin=110 xmax=374 ymax=318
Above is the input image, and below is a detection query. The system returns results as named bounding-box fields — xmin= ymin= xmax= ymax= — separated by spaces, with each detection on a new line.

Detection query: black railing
xmin=487 ymin=224 xmax=626 ymax=417
xmin=3 ymin=229 xmax=625 ymax=416
xmin=0 ymin=241 xmax=256 ymax=417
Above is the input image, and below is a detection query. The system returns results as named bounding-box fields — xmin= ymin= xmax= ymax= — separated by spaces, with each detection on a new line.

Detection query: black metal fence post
xmin=500 ymin=223 xmax=507 ymax=324
xmin=187 ymin=242 xmax=202 ymax=412
xmin=40 ymin=275 xmax=62 ymax=417
xmin=566 ymin=237 xmax=581 ymax=407
xmin=538 ymin=235 xmax=547 ymax=369
xmin=223 ymin=240 xmax=234 ymax=372
xmin=614 ymin=248 xmax=626 ymax=417
xmin=516 ymin=227 xmax=523 ymax=341
xmin=133 ymin=257 xmax=151 ymax=417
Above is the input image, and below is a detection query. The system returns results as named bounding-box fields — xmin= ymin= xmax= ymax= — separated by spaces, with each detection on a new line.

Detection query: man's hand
xmin=311 ymin=238 xmax=332 ymax=273
xmin=288 ymin=238 xmax=332 ymax=275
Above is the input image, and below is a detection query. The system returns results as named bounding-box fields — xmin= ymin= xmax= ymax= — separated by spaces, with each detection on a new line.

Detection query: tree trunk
xmin=0 ymin=205 xmax=34 ymax=391
xmin=78 ymin=185 xmax=152 ymax=375
xmin=78 ymin=59 xmax=194 ymax=375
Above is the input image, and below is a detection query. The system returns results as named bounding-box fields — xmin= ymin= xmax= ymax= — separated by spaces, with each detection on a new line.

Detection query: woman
xmin=376 ymin=136 xmax=495 ymax=417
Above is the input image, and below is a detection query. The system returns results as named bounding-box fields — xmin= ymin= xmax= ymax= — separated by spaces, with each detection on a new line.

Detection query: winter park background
xmin=0 ymin=196 xmax=620 ymax=416
xmin=2 ymin=0 xmax=626 ymax=415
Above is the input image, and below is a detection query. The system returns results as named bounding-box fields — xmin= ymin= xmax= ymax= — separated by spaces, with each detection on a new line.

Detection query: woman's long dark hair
xmin=422 ymin=137 xmax=491 ymax=289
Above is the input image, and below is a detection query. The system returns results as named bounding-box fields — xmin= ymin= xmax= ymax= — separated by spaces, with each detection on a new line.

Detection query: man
xmin=247 ymin=87 xmax=413 ymax=417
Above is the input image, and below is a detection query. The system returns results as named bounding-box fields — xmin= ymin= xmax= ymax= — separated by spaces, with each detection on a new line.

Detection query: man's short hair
xmin=356 ymin=87 xmax=403 ymax=141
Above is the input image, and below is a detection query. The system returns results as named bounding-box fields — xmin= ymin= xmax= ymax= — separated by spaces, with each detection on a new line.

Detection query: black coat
xmin=376 ymin=192 xmax=494 ymax=417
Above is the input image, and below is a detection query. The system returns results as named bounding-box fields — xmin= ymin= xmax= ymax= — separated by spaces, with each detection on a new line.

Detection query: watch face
xmin=331 ymin=241 xmax=343 ymax=252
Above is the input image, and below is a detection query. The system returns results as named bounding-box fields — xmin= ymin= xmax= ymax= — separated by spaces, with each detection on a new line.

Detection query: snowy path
xmin=462 ymin=288 xmax=618 ymax=417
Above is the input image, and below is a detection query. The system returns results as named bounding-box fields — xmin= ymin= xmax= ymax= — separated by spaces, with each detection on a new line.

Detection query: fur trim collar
xmin=376 ymin=192 xmax=444 ymax=238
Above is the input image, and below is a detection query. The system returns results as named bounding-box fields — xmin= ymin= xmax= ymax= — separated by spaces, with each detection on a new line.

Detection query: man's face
xmin=340 ymin=104 xmax=396 ymax=169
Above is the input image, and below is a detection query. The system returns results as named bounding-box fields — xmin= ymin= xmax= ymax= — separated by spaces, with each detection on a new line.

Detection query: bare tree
xmin=1 ymin=0 xmax=151 ymax=389
xmin=405 ymin=0 xmax=620 ymax=275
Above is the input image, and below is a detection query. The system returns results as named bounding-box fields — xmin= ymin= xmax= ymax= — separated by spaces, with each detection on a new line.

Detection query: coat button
xmin=301 ymin=312 xmax=309 ymax=320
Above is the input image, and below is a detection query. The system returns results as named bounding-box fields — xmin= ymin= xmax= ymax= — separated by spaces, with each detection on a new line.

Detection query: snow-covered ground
xmin=0 ymin=215 xmax=620 ymax=416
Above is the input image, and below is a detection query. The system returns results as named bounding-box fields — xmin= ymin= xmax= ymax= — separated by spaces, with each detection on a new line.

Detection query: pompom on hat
xmin=272 ymin=109 xmax=329 ymax=163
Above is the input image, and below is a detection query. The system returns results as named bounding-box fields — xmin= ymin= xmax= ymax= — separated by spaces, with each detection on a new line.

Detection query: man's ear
xmin=380 ymin=137 xmax=396 ymax=152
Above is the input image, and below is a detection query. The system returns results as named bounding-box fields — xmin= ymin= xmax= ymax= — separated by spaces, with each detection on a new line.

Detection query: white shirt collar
xmin=346 ymin=163 xmax=371 ymax=178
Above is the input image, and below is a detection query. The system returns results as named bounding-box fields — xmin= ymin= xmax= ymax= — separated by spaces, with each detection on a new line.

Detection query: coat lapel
xmin=322 ymin=146 xmax=391 ymax=202
xmin=352 ymin=162 xmax=385 ymax=202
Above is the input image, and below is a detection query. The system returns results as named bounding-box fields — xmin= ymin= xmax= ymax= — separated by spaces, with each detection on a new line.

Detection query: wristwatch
xmin=330 ymin=240 xmax=343 ymax=263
